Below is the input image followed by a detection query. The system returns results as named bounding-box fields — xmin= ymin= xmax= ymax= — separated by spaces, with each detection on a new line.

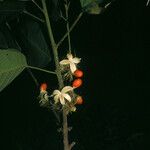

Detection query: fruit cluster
xmin=72 ymin=69 xmax=84 ymax=105
xmin=39 ymin=54 xmax=85 ymax=112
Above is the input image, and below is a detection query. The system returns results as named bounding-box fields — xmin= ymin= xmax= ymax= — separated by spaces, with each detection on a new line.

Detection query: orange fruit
xmin=40 ymin=83 xmax=47 ymax=91
xmin=76 ymin=96 xmax=83 ymax=105
xmin=72 ymin=78 xmax=83 ymax=88
xmin=74 ymin=69 xmax=83 ymax=78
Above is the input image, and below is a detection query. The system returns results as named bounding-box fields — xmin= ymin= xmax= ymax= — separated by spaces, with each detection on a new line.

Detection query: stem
xmin=63 ymin=109 xmax=69 ymax=150
xmin=41 ymin=1 xmax=70 ymax=150
xmin=146 ymin=0 xmax=150 ymax=6
xmin=23 ymin=10 xmax=45 ymax=22
xmin=27 ymin=66 xmax=56 ymax=75
xmin=57 ymin=12 xmax=83 ymax=48
xmin=27 ymin=68 xmax=39 ymax=87
xmin=65 ymin=1 xmax=71 ymax=53
xmin=32 ymin=0 xmax=44 ymax=13
xmin=41 ymin=0 xmax=63 ymax=88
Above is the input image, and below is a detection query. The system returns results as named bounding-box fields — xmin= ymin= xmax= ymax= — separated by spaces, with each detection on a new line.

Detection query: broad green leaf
xmin=12 ymin=19 xmax=51 ymax=68
xmin=0 ymin=23 xmax=21 ymax=50
xmin=0 ymin=49 xmax=27 ymax=92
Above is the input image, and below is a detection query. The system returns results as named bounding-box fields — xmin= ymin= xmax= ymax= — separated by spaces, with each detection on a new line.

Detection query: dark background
xmin=1 ymin=0 xmax=150 ymax=150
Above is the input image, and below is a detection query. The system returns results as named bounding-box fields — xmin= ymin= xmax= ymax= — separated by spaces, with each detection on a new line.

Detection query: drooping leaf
xmin=0 ymin=23 xmax=21 ymax=50
xmin=0 ymin=1 xmax=26 ymax=14
xmin=0 ymin=1 xmax=26 ymax=24
xmin=0 ymin=49 xmax=27 ymax=92
xmin=12 ymin=19 xmax=51 ymax=68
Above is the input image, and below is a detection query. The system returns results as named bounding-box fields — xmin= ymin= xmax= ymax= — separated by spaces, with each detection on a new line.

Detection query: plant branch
xmin=23 ymin=10 xmax=45 ymax=22
xmin=32 ymin=0 xmax=44 ymax=13
xmin=27 ymin=68 xmax=39 ymax=87
xmin=64 ymin=1 xmax=72 ymax=53
xmin=41 ymin=0 xmax=64 ymax=88
xmin=41 ymin=1 xmax=70 ymax=150
xmin=57 ymin=12 xmax=83 ymax=48
xmin=27 ymin=66 xmax=56 ymax=75
xmin=70 ymin=141 xmax=76 ymax=150
xmin=146 ymin=0 xmax=150 ymax=6
xmin=63 ymin=108 xmax=70 ymax=150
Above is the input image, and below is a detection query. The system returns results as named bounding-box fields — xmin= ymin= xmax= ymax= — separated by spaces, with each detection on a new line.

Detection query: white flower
xmin=60 ymin=53 xmax=81 ymax=73
xmin=52 ymin=86 xmax=73 ymax=105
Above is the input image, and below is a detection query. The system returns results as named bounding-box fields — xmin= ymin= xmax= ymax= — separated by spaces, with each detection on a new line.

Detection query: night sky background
xmin=1 ymin=0 xmax=150 ymax=150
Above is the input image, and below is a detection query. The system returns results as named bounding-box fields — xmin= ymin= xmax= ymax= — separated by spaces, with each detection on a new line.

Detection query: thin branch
xmin=64 ymin=1 xmax=72 ymax=53
xmin=60 ymin=10 xmax=68 ymax=21
xmin=27 ymin=68 xmax=39 ymax=87
xmin=57 ymin=12 xmax=83 ymax=48
xmin=69 ymin=142 xmax=76 ymax=150
xmin=27 ymin=66 xmax=56 ymax=75
xmin=32 ymin=0 xmax=44 ymax=13
xmin=146 ymin=0 xmax=150 ymax=6
xmin=23 ymin=10 xmax=45 ymax=22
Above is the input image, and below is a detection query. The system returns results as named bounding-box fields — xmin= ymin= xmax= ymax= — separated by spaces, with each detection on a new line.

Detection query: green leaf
xmin=86 ymin=2 xmax=103 ymax=14
xmin=0 ymin=23 xmax=21 ymax=50
xmin=80 ymin=0 xmax=111 ymax=15
xmin=80 ymin=0 xmax=102 ymax=8
xmin=0 ymin=49 xmax=27 ymax=92
xmin=12 ymin=19 xmax=51 ymax=68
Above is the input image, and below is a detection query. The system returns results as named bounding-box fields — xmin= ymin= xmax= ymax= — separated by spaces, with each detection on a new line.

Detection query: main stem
xmin=41 ymin=0 xmax=69 ymax=150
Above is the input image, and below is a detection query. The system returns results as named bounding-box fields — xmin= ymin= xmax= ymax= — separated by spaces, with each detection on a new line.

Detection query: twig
xmin=27 ymin=66 xmax=56 ymax=75
xmin=69 ymin=142 xmax=76 ymax=150
xmin=23 ymin=10 xmax=45 ymax=22
xmin=57 ymin=12 xmax=83 ymax=48
xmin=32 ymin=0 xmax=44 ymax=13
xmin=27 ymin=68 xmax=39 ymax=87
xmin=146 ymin=0 xmax=150 ymax=6
xmin=64 ymin=0 xmax=72 ymax=53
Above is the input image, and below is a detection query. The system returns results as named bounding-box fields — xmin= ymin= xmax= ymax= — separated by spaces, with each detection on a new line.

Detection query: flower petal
xmin=60 ymin=59 xmax=70 ymax=65
xmin=54 ymin=94 xmax=60 ymax=104
xmin=70 ymin=62 xmax=77 ymax=73
xmin=67 ymin=53 xmax=73 ymax=60
xmin=61 ymin=86 xmax=73 ymax=93
xmin=53 ymin=90 xmax=61 ymax=96
xmin=60 ymin=95 xmax=65 ymax=105
xmin=72 ymin=57 xmax=81 ymax=64
xmin=63 ymin=93 xmax=71 ymax=102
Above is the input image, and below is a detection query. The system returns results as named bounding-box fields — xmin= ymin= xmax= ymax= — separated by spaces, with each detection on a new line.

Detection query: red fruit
xmin=76 ymin=96 xmax=83 ymax=105
xmin=74 ymin=69 xmax=83 ymax=78
xmin=40 ymin=83 xmax=47 ymax=91
xmin=72 ymin=78 xmax=83 ymax=88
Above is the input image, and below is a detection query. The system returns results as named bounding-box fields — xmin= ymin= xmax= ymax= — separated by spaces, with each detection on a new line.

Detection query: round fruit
xmin=76 ymin=96 xmax=83 ymax=105
xmin=72 ymin=78 xmax=83 ymax=88
xmin=74 ymin=69 xmax=83 ymax=78
xmin=40 ymin=83 xmax=47 ymax=91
